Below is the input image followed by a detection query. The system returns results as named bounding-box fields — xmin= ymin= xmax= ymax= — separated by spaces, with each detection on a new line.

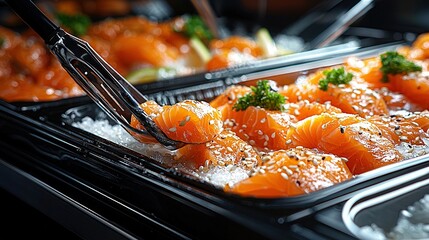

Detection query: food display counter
xmin=1 ymin=0 xmax=429 ymax=239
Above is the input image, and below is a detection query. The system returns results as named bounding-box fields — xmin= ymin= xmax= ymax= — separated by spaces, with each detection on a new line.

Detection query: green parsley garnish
xmin=380 ymin=51 xmax=422 ymax=82
xmin=55 ymin=12 xmax=91 ymax=36
xmin=174 ymin=15 xmax=213 ymax=42
xmin=233 ymin=80 xmax=285 ymax=111
xmin=318 ymin=67 xmax=353 ymax=91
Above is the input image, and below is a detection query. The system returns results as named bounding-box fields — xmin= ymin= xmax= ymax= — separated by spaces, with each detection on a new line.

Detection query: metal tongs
xmin=5 ymin=0 xmax=184 ymax=150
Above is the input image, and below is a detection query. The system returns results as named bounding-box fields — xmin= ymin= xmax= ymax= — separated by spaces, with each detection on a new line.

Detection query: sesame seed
xmin=267 ymin=159 xmax=276 ymax=165
xmin=245 ymin=145 xmax=253 ymax=150
xmin=271 ymin=132 xmax=276 ymax=138
xmin=249 ymin=140 xmax=255 ymax=145
xmin=258 ymin=130 xmax=263 ymax=135
xmin=267 ymin=165 xmax=275 ymax=170
xmin=400 ymin=136 xmax=408 ymax=141
xmin=286 ymin=139 xmax=292 ymax=145
xmin=259 ymin=169 xmax=266 ymax=174
xmin=281 ymin=172 xmax=289 ymax=180
xmin=242 ymin=124 xmax=247 ymax=129
xmin=179 ymin=119 xmax=188 ymax=127
xmin=294 ymin=109 xmax=300 ymax=115
xmin=209 ymin=120 xmax=215 ymax=125
xmin=260 ymin=118 xmax=266 ymax=123
xmin=284 ymin=167 xmax=293 ymax=175
xmin=227 ymin=147 xmax=233 ymax=152
xmin=169 ymin=127 xmax=177 ymax=132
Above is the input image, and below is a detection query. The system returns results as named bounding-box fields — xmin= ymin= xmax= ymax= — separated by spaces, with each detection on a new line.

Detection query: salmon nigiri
xmin=225 ymin=147 xmax=352 ymax=198
xmin=130 ymin=100 xmax=223 ymax=144
xmin=286 ymin=113 xmax=403 ymax=174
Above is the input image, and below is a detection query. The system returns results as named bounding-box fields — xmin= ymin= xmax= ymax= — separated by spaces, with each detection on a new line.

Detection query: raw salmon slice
xmin=210 ymin=85 xmax=252 ymax=120
xmin=344 ymin=56 xmax=390 ymax=89
xmin=367 ymin=114 xmax=429 ymax=146
xmin=286 ymin=113 xmax=403 ymax=174
xmin=225 ymin=147 xmax=352 ymax=198
xmin=345 ymin=52 xmax=428 ymax=110
xmin=388 ymin=65 xmax=429 ymax=109
xmin=131 ymin=100 xmax=223 ymax=144
xmin=130 ymin=100 xmax=164 ymax=143
xmin=280 ymin=70 xmax=389 ymax=117
xmin=284 ymin=100 xmax=342 ymax=121
xmin=174 ymin=130 xmax=261 ymax=170
xmin=375 ymin=87 xmax=423 ymax=113
xmin=225 ymin=105 xmax=296 ymax=150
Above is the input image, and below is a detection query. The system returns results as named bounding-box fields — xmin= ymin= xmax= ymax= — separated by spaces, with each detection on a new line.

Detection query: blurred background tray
xmin=0 ymin=0 xmax=422 ymax=109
